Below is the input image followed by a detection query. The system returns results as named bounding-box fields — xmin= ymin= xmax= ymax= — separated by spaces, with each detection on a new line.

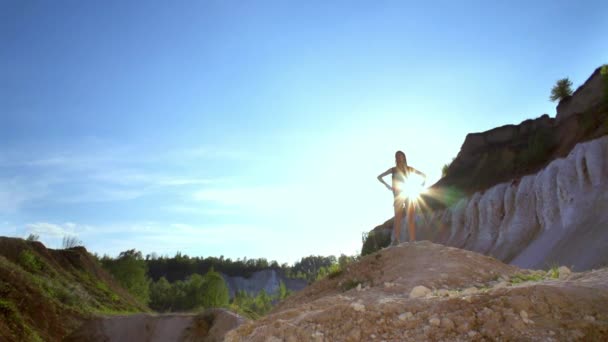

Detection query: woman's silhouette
xmin=377 ymin=151 xmax=426 ymax=245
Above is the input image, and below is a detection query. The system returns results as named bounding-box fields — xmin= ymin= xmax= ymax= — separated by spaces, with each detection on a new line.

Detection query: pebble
xmin=409 ymin=285 xmax=432 ymax=298
xmin=558 ymin=266 xmax=571 ymax=280
xmin=356 ymin=283 xmax=362 ymax=291
xmin=351 ymin=302 xmax=365 ymax=312
xmin=584 ymin=315 xmax=595 ymax=322
xmin=436 ymin=289 xmax=450 ymax=297
xmin=441 ymin=318 xmax=455 ymax=330
xmin=429 ymin=317 xmax=440 ymax=326
xmin=462 ymin=287 xmax=478 ymax=295
xmin=398 ymin=312 xmax=413 ymax=321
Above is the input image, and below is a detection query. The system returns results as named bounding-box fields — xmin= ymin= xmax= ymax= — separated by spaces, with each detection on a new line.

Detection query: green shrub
xmin=518 ymin=128 xmax=555 ymax=168
xmin=441 ymin=157 xmax=455 ymax=177
xmin=340 ymin=279 xmax=362 ymax=292
xmin=361 ymin=230 xmax=390 ymax=256
xmin=18 ymin=250 xmax=43 ymax=272
xmin=26 ymin=234 xmax=39 ymax=242
xmin=550 ymin=78 xmax=573 ymax=102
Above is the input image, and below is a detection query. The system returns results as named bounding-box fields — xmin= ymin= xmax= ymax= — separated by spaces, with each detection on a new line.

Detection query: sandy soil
xmin=65 ymin=308 xmax=246 ymax=342
xmin=226 ymin=241 xmax=608 ymax=341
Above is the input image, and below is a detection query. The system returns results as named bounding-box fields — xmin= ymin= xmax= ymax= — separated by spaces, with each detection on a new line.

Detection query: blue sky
xmin=1 ymin=0 xmax=607 ymax=263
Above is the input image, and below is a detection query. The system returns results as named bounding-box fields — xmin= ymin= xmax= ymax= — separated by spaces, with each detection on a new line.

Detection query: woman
xmin=377 ymin=151 xmax=426 ymax=245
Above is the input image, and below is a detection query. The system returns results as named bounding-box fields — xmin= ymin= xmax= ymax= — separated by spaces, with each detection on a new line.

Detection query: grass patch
xmin=510 ymin=273 xmax=544 ymax=284
xmin=18 ymin=250 xmax=43 ymax=273
xmin=327 ymin=268 xmax=343 ymax=279
xmin=340 ymin=279 xmax=363 ymax=292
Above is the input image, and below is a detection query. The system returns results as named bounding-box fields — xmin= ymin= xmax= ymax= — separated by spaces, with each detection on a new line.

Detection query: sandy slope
xmin=65 ymin=309 xmax=245 ymax=342
xmin=226 ymin=241 xmax=608 ymax=341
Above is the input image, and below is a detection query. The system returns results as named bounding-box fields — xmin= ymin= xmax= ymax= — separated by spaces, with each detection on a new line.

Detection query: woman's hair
xmin=395 ymin=150 xmax=407 ymax=165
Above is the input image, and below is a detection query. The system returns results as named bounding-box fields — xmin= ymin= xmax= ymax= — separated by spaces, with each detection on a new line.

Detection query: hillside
xmin=0 ymin=237 xmax=147 ymax=341
xmin=227 ymin=241 xmax=608 ymax=341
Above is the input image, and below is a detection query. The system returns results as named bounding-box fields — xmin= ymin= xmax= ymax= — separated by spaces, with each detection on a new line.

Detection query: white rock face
xmin=399 ymin=135 xmax=608 ymax=270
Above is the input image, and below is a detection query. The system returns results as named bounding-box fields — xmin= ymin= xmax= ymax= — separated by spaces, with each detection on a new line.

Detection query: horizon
xmin=1 ymin=1 xmax=607 ymax=264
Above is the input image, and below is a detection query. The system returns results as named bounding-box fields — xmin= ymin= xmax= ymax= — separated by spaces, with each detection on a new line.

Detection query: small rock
xmin=558 ymin=266 xmax=571 ymax=280
xmin=462 ymin=287 xmax=478 ymax=295
xmin=549 ymin=330 xmax=555 ymax=335
xmin=351 ymin=302 xmax=365 ymax=312
xmin=468 ymin=331 xmax=478 ymax=337
xmin=494 ymin=281 xmax=508 ymax=289
xmin=440 ymin=318 xmax=455 ymax=330
xmin=429 ymin=317 xmax=440 ymax=326
xmin=437 ymin=289 xmax=449 ymax=297
xmin=584 ymin=315 xmax=596 ymax=322
xmin=356 ymin=283 xmax=362 ymax=291
xmin=370 ymin=334 xmax=376 ymax=339
xmin=409 ymin=285 xmax=431 ymax=298
xmin=520 ymin=310 xmax=528 ymax=320
xmin=500 ymin=275 xmax=510 ymax=282
xmin=398 ymin=312 xmax=413 ymax=321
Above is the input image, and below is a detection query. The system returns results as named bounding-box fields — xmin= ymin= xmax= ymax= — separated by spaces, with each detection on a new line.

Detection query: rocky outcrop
xmin=222 ymin=269 xmax=307 ymax=298
xmin=557 ymin=66 xmax=607 ymax=123
xmin=398 ymin=135 xmax=608 ymax=270
xmin=226 ymin=242 xmax=608 ymax=341
xmin=436 ymin=66 xmax=608 ymax=196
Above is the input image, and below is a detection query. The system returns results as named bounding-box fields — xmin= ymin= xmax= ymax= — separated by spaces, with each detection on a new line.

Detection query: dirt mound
xmin=226 ymin=241 xmax=608 ymax=341
xmin=0 ymin=237 xmax=147 ymax=341
xmin=65 ymin=308 xmax=247 ymax=342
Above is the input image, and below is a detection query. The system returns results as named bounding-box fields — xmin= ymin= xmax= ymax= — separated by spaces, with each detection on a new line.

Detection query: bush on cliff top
xmin=550 ymin=78 xmax=573 ymax=102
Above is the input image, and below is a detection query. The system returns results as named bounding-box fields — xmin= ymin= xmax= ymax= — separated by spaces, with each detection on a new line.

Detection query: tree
xmin=550 ymin=78 xmax=573 ymax=102
xmin=62 ymin=235 xmax=82 ymax=248
xmin=149 ymin=276 xmax=172 ymax=311
xmin=26 ymin=233 xmax=39 ymax=241
xmin=102 ymin=249 xmax=150 ymax=304
xmin=200 ymin=268 xmax=229 ymax=308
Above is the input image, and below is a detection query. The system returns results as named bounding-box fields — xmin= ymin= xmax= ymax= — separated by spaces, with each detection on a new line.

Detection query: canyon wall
xmin=400 ymin=132 xmax=608 ymax=271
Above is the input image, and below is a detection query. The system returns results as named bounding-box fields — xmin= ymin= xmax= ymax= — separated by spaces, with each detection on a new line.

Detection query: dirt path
xmin=65 ymin=309 xmax=246 ymax=342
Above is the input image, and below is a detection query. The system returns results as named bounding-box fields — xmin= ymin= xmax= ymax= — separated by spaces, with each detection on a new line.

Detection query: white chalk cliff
xmin=400 ymin=135 xmax=608 ymax=270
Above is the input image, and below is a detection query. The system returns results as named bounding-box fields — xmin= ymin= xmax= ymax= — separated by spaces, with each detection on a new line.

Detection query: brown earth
xmin=0 ymin=237 xmax=147 ymax=341
xmin=226 ymin=241 xmax=608 ymax=341
xmin=65 ymin=308 xmax=246 ymax=342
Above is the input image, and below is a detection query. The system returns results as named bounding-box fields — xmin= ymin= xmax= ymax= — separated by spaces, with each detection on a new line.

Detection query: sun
xmin=400 ymin=179 xmax=426 ymax=202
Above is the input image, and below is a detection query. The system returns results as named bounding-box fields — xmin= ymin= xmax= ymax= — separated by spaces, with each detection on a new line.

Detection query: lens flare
xmin=400 ymin=179 xmax=426 ymax=202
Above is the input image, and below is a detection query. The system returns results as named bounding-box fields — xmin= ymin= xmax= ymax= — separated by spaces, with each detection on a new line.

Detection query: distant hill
xmin=0 ymin=237 xmax=147 ymax=341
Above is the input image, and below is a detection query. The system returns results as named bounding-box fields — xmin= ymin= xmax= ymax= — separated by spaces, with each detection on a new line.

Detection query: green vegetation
xmin=510 ymin=273 xmax=544 ymax=284
xmin=442 ymin=157 xmax=456 ymax=177
xmin=62 ymin=235 xmax=83 ymax=249
xmin=18 ymin=250 xmax=43 ymax=272
xmin=361 ymin=230 xmax=391 ymax=256
xmin=148 ymin=269 xmax=229 ymax=311
xmin=101 ymin=249 xmax=151 ymax=304
xmin=26 ymin=233 xmax=40 ymax=242
xmin=550 ymin=77 xmax=573 ymax=102
xmin=517 ymin=127 xmax=555 ymax=168
xmin=340 ymin=279 xmax=363 ymax=292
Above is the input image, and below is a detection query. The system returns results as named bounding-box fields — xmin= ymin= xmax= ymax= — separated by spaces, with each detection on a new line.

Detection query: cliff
xmin=365 ymin=65 xmax=608 ymax=271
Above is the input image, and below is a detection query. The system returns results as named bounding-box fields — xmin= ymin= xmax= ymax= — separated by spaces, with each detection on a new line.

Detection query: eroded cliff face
xmin=400 ymin=135 xmax=608 ymax=270
xmin=222 ymin=269 xmax=307 ymax=298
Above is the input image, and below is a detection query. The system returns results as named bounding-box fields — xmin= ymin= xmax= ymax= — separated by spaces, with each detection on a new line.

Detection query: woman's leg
xmin=407 ymin=200 xmax=416 ymax=242
xmin=393 ymin=198 xmax=404 ymax=243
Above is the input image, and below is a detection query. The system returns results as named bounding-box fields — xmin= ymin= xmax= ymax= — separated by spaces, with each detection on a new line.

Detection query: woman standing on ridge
xmin=377 ymin=151 xmax=426 ymax=246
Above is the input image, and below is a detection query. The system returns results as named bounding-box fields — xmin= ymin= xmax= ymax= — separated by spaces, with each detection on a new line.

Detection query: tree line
xmin=97 ymin=249 xmax=357 ymax=317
